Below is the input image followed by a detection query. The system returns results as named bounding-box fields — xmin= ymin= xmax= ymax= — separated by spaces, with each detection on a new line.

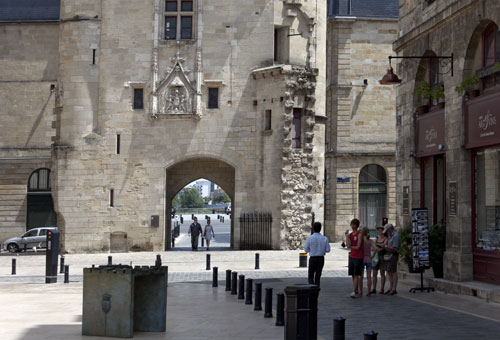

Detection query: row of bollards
xmin=11 ymin=255 xmax=70 ymax=283
xmin=333 ymin=316 xmax=378 ymax=340
xmin=206 ymin=253 xmax=260 ymax=271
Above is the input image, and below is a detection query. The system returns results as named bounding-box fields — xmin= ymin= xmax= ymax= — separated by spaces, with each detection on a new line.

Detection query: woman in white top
xmin=203 ymin=220 xmax=215 ymax=251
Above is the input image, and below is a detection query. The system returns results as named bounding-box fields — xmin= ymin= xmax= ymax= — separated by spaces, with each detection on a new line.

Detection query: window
xmin=264 ymin=110 xmax=272 ymax=131
xmin=110 ymin=189 xmax=114 ymax=208
xmin=208 ymin=88 xmax=219 ymax=109
xmin=359 ymin=165 xmax=387 ymax=230
xmin=23 ymin=229 xmax=38 ymax=237
xmin=482 ymin=23 xmax=500 ymax=89
xmin=27 ymin=168 xmax=56 ymax=229
xmin=28 ymin=168 xmax=51 ymax=192
xmin=428 ymin=56 xmax=439 ymax=107
xmin=133 ymin=88 xmax=144 ymax=110
xmin=164 ymin=0 xmax=194 ymax=40
xmin=421 ymin=155 xmax=445 ymax=224
xmin=292 ymin=108 xmax=302 ymax=148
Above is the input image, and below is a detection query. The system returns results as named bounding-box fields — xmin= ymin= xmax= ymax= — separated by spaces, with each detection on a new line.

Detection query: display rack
xmin=409 ymin=208 xmax=435 ymax=293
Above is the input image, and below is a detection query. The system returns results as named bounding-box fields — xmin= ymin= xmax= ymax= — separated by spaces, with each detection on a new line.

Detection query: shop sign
xmin=416 ymin=109 xmax=445 ymax=157
xmin=465 ymin=91 xmax=500 ymax=149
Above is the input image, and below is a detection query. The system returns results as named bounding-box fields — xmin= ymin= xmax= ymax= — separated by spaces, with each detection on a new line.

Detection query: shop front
xmin=466 ymin=88 xmax=500 ymax=284
xmin=416 ymin=109 xmax=446 ymax=224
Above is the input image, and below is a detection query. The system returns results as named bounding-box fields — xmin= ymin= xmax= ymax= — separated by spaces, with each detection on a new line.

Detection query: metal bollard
xmin=254 ymin=282 xmax=263 ymax=311
xmin=206 ymin=254 xmax=211 ymax=270
xmin=212 ymin=267 xmax=218 ymax=287
xmin=60 ymin=256 xmax=65 ymax=274
xmin=245 ymin=278 xmax=253 ymax=305
xmin=333 ymin=317 xmax=346 ymax=340
xmin=225 ymin=269 xmax=232 ymax=291
xmin=192 ymin=213 xmax=194 ymax=220
xmin=231 ymin=272 xmax=238 ymax=295
xmin=238 ymin=275 xmax=245 ymax=299
xmin=108 ymin=256 xmax=112 ymax=266
xmin=299 ymin=252 xmax=308 ymax=267
xmin=276 ymin=293 xmax=284 ymax=326
xmin=23 ymin=243 xmax=27 ymax=252
xmin=264 ymin=287 xmax=273 ymax=317
xmin=172 ymin=237 xmax=175 ymax=248
xmin=155 ymin=254 xmax=162 ymax=267
xmin=180 ymin=216 xmax=184 ymax=224
xmin=255 ymin=253 xmax=260 ymax=270
xmin=64 ymin=265 xmax=69 ymax=283
xmin=364 ymin=331 xmax=378 ymax=340
xmin=11 ymin=258 xmax=16 ymax=275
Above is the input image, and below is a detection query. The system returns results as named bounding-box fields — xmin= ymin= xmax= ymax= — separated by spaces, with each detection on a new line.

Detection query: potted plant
xmin=414 ymin=81 xmax=432 ymax=114
xmin=432 ymin=82 xmax=445 ymax=108
xmin=429 ymin=221 xmax=446 ymax=278
xmin=399 ymin=222 xmax=418 ymax=273
xmin=455 ymin=74 xmax=480 ymax=98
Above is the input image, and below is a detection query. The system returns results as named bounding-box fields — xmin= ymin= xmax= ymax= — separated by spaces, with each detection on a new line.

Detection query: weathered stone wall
xmin=0 ymin=23 xmax=58 ymax=242
xmin=325 ymin=18 xmax=398 ymax=241
xmin=394 ymin=0 xmax=500 ymax=281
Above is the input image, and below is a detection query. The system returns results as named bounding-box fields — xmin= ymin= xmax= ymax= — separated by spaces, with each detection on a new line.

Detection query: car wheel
xmin=7 ymin=243 xmax=19 ymax=253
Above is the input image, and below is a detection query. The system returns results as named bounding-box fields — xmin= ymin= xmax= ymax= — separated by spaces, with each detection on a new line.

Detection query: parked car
xmin=3 ymin=226 xmax=58 ymax=253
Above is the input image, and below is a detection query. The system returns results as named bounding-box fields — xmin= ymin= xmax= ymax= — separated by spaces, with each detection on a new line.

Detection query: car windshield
xmin=23 ymin=229 xmax=38 ymax=237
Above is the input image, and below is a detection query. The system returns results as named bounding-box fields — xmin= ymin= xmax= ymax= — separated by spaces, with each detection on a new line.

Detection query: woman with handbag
xmin=371 ymin=225 xmax=388 ymax=294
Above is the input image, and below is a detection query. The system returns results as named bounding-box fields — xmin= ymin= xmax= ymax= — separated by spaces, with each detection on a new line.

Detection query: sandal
xmin=379 ymin=290 xmax=385 ymax=294
xmin=370 ymin=290 xmax=377 ymax=294
xmin=389 ymin=291 xmax=398 ymax=295
xmin=384 ymin=290 xmax=392 ymax=294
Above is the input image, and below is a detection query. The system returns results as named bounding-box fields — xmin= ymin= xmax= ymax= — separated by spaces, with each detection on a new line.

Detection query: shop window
xmin=474 ymin=147 xmax=500 ymax=251
xmin=359 ymin=165 xmax=387 ymax=230
xmin=292 ymin=108 xmax=302 ymax=148
xmin=164 ymin=0 xmax=194 ymax=40
xmin=208 ymin=87 xmax=219 ymax=109
xmin=421 ymin=155 xmax=446 ymax=224
xmin=482 ymin=23 xmax=500 ymax=89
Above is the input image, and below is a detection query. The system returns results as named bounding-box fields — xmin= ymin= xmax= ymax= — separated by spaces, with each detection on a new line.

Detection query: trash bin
xmin=82 ymin=264 xmax=168 ymax=338
xmin=284 ymin=284 xmax=320 ymax=340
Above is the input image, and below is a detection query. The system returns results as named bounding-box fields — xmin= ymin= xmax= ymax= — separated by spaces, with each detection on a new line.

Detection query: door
xmin=22 ymin=229 xmax=39 ymax=248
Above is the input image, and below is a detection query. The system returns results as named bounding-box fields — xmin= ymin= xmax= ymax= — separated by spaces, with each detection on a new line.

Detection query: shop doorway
xmin=359 ymin=165 xmax=387 ymax=230
xmin=165 ymin=157 xmax=235 ymax=251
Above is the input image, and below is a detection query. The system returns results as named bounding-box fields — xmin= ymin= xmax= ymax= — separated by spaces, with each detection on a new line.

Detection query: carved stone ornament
xmin=153 ymin=52 xmax=196 ymax=117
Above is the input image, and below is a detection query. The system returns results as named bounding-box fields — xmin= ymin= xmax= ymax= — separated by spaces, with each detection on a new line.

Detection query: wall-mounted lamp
xmin=438 ymin=144 xmax=446 ymax=151
xmin=379 ymin=54 xmax=454 ymax=85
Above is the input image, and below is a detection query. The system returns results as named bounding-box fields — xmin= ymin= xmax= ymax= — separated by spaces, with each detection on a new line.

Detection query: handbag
xmin=372 ymin=251 xmax=379 ymax=266
xmin=383 ymin=253 xmax=393 ymax=261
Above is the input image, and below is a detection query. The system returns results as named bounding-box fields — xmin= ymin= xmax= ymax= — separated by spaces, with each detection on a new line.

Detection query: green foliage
xmin=495 ymin=62 xmax=500 ymax=72
xmin=429 ymin=221 xmax=446 ymax=263
xmin=172 ymin=194 xmax=181 ymax=209
xmin=431 ymin=82 xmax=445 ymax=100
xmin=180 ymin=188 xmax=205 ymax=208
xmin=213 ymin=192 xmax=230 ymax=204
xmin=455 ymin=74 xmax=480 ymax=95
xmin=413 ymin=81 xmax=432 ymax=99
xmin=399 ymin=222 xmax=413 ymax=265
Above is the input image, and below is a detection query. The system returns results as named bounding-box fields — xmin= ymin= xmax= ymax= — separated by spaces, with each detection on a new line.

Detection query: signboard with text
xmin=416 ymin=109 xmax=445 ymax=158
xmin=465 ymin=91 xmax=500 ymax=149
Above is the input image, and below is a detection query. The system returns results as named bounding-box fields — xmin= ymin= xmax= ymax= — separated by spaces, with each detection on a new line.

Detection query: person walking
xmin=346 ymin=218 xmax=363 ymax=298
xmin=304 ymin=222 xmax=330 ymax=287
xmin=188 ymin=217 xmax=203 ymax=251
xmin=383 ymin=223 xmax=400 ymax=295
xmin=372 ymin=225 xmax=388 ymax=294
xmin=203 ymin=219 xmax=215 ymax=251
xmin=360 ymin=227 xmax=374 ymax=296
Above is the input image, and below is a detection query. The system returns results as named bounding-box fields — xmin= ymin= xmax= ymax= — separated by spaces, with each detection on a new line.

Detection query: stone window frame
xmin=204 ymin=80 xmax=224 ymax=111
xmin=129 ymin=82 xmax=147 ymax=111
xmin=264 ymin=109 xmax=272 ymax=132
xmin=481 ymin=22 xmax=500 ymax=90
xmin=163 ymin=0 xmax=196 ymax=41
xmin=291 ymin=108 xmax=302 ymax=149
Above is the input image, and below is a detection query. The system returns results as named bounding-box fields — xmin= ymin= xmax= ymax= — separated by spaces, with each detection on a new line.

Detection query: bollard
xmin=284 ymin=284 xmax=320 ymax=340
xmin=24 ymin=243 xmax=27 ymax=252
xmin=59 ymin=256 xmax=65 ymax=274
xmin=245 ymin=278 xmax=253 ymax=305
xmin=299 ymin=252 xmax=308 ymax=268
xmin=206 ymin=254 xmax=211 ymax=270
xmin=180 ymin=216 xmax=184 ymax=224
xmin=212 ymin=267 xmax=218 ymax=287
xmin=11 ymin=258 xmax=16 ymax=275
xmin=155 ymin=254 xmax=162 ymax=267
xmin=254 ymin=282 xmax=263 ymax=311
xmin=225 ymin=269 xmax=232 ymax=291
xmin=276 ymin=293 xmax=285 ymax=326
xmin=231 ymin=272 xmax=238 ymax=295
xmin=192 ymin=213 xmax=194 ymax=220
xmin=364 ymin=331 xmax=378 ymax=340
xmin=238 ymin=275 xmax=245 ymax=299
xmin=108 ymin=256 xmax=112 ymax=266
xmin=64 ymin=265 xmax=69 ymax=283
xmin=205 ymin=215 xmax=208 ymax=220
xmin=333 ymin=317 xmax=346 ymax=340
xmin=172 ymin=236 xmax=175 ymax=248
xmin=264 ymin=287 xmax=273 ymax=318
xmin=255 ymin=253 xmax=260 ymax=270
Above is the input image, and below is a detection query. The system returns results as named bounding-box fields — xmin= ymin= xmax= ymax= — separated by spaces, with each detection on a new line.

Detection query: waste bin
xmin=284 ymin=284 xmax=320 ymax=340
xmin=82 ymin=264 xmax=168 ymax=338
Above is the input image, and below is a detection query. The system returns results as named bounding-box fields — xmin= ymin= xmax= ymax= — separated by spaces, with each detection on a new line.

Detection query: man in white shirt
xmin=304 ymin=222 xmax=331 ymax=286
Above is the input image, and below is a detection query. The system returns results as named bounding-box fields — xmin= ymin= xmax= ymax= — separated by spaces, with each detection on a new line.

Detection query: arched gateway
xmin=165 ymin=157 xmax=235 ymax=250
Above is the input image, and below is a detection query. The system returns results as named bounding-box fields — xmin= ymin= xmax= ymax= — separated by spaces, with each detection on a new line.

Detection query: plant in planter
xmin=429 ymin=221 xmax=446 ymax=278
xmin=399 ymin=222 xmax=418 ymax=273
xmin=455 ymin=74 xmax=480 ymax=97
xmin=414 ymin=81 xmax=432 ymax=114
xmin=431 ymin=82 xmax=445 ymax=108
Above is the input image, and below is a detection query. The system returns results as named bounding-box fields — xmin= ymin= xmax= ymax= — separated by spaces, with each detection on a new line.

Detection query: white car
xmin=3 ymin=227 xmax=58 ymax=253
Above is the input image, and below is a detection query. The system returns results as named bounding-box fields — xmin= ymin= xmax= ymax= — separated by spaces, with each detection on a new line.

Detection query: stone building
xmin=0 ymin=0 xmax=326 ymax=252
xmin=325 ymin=0 xmax=398 ymax=240
xmin=395 ymin=0 xmax=500 ymax=285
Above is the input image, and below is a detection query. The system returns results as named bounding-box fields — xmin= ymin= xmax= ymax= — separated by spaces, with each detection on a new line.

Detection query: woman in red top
xmin=345 ymin=218 xmax=364 ymax=298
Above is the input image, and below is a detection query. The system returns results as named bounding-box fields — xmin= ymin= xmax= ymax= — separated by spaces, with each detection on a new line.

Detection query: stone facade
xmin=0 ymin=0 xmax=327 ymax=252
xmin=395 ymin=0 xmax=500 ymax=285
xmin=325 ymin=15 xmax=398 ymax=240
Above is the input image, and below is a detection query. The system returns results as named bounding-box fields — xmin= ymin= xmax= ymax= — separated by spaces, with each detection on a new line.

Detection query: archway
xmin=27 ymin=168 xmax=56 ymax=230
xmin=165 ymin=157 xmax=235 ymax=250
xmin=358 ymin=164 xmax=387 ymax=230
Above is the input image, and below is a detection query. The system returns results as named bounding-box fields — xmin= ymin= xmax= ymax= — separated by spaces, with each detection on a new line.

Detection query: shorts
xmin=348 ymin=257 xmax=363 ymax=276
xmin=363 ymin=261 xmax=373 ymax=271
xmin=386 ymin=253 xmax=399 ymax=273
